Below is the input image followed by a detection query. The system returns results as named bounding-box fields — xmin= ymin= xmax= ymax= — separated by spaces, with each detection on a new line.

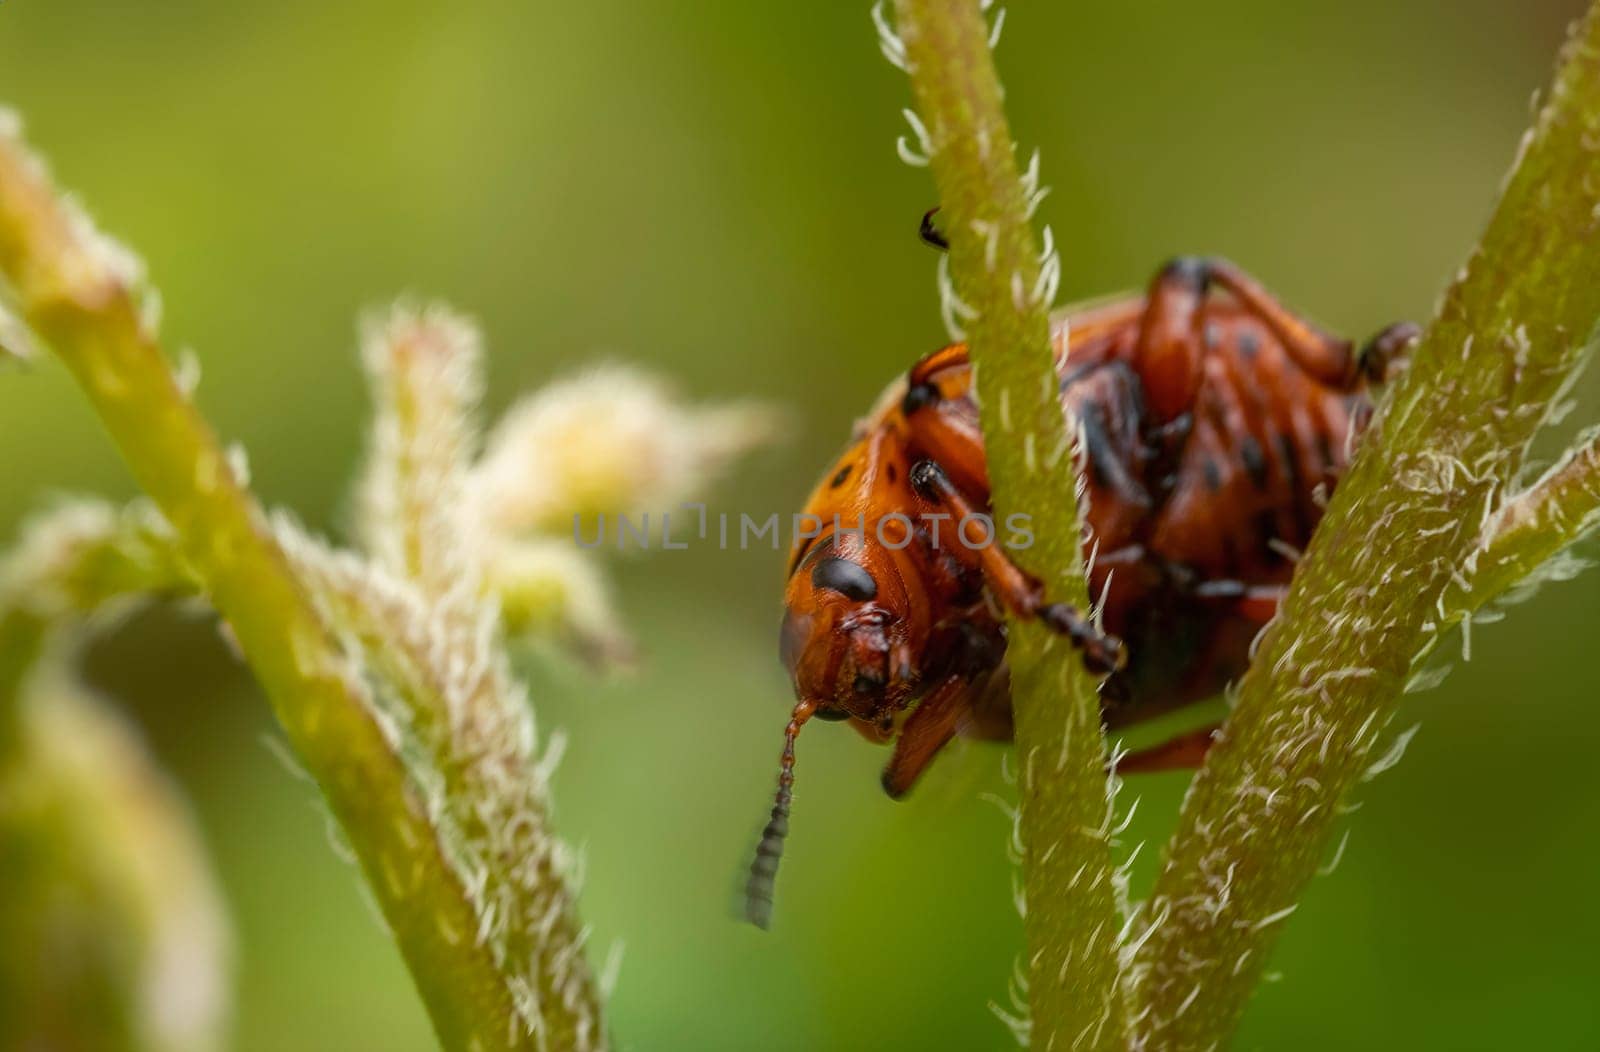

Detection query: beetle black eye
xmin=814 ymin=707 xmax=851 ymax=722
xmin=811 ymin=557 xmax=877 ymax=601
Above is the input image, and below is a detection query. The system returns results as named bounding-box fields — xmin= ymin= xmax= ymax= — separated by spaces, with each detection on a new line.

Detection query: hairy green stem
xmin=346 ymin=306 xmax=607 ymax=1048
xmin=1133 ymin=6 xmax=1600 ymax=1047
xmin=891 ymin=2 xmax=1127 ymax=1047
xmin=1468 ymin=423 xmax=1600 ymax=611
xmin=0 ymin=500 xmax=189 ymax=757
xmin=0 ymin=500 xmax=227 ymax=1051
xmin=0 ymin=122 xmax=586 ymax=1050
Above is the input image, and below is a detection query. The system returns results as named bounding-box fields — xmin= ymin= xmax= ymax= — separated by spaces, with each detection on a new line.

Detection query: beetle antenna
xmin=744 ymin=698 xmax=816 ymax=929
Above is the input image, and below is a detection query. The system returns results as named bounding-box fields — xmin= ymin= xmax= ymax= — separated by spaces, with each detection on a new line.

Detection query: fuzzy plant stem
xmin=0 ymin=501 xmax=229 ymax=1052
xmin=891 ymin=2 xmax=1129 ymax=1047
xmin=1132 ymin=6 xmax=1600 ymax=1047
xmin=0 ymin=125 xmax=598 ymax=1050
xmin=0 ymin=501 xmax=189 ymax=758
xmin=343 ymin=306 xmax=607 ymax=1048
xmin=1469 ymin=425 xmax=1600 ymax=610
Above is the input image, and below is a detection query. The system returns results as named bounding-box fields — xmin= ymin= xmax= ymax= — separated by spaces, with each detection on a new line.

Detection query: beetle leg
xmin=898 ymin=386 xmax=990 ymax=499
xmin=905 ymin=342 xmax=972 ymax=394
xmin=901 ymin=361 xmax=1154 ymax=543
xmin=882 ymin=675 xmax=970 ymax=798
xmin=1143 ymin=256 xmax=1354 ymax=390
xmin=919 ymin=207 xmax=949 ymax=250
xmin=1137 ymin=257 xmax=1417 ymax=414
xmin=908 ymin=458 xmax=1126 ymax=676
xmin=1356 ymin=321 xmax=1421 ymax=384
xmin=1135 ymin=257 xmax=1214 ymax=422
xmin=1192 ymin=579 xmax=1285 ymax=624
xmin=959 ymin=666 xmax=1015 ymax=741
xmin=1115 ymin=722 xmax=1221 ymax=774
xmin=1183 ymin=258 xmax=1360 ymax=386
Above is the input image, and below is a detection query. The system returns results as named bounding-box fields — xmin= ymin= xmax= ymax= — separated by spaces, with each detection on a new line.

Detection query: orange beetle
xmin=743 ymin=252 xmax=1416 ymax=927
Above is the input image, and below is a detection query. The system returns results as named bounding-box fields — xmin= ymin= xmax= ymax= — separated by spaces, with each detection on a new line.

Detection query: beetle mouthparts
xmin=743 ymin=698 xmax=816 ymax=929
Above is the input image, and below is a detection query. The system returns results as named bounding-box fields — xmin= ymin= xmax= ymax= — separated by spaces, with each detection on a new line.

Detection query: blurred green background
xmin=4 ymin=1 xmax=1599 ymax=1048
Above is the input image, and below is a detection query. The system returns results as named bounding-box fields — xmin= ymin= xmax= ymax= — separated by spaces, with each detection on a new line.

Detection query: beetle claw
xmin=1040 ymin=602 xmax=1127 ymax=676
xmin=919 ymin=207 xmax=949 ymax=251
xmin=1357 ymin=321 xmax=1421 ymax=384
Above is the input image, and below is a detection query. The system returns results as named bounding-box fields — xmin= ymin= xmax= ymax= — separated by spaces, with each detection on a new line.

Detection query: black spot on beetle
xmin=830 ymin=464 xmax=852 ymax=488
xmin=1275 ymin=432 xmax=1311 ymax=538
xmin=886 ymin=464 xmax=898 ymax=484
xmin=1274 ymin=433 xmax=1302 ymax=490
xmin=1238 ymin=331 xmax=1260 ymax=359
xmin=1079 ymin=406 xmax=1115 ymax=489
xmin=1255 ymin=509 xmax=1280 ymax=548
xmin=1162 ymin=255 xmax=1210 ymax=289
xmin=1315 ymin=430 xmax=1335 ymax=472
xmin=1240 ymin=436 xmax=1268 ymax=490
xmin=901 ymin=381 xmax=940 ymax=415
xmin=811 ymin=556 xmax=878 ymax=601
xmin=1201 ymin=458 xmax=1223 ymax=492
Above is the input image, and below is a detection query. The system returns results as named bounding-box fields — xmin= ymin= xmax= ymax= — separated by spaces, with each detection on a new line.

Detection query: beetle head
xmin=777 ymin=547 xmax=914 ymax=721
xmin=745 ymin=541 xmax=915 ymax=928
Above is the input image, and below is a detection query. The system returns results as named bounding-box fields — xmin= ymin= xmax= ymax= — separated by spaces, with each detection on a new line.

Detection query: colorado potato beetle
xmin=744 ymin=249 xmax=1417 ymax=928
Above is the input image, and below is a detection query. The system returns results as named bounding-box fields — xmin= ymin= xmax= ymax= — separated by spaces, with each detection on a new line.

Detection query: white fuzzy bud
xmin=356 ymin=301 xmax=485 ymax=601
xmin=471 ymin=365 xmax=777 ymax=537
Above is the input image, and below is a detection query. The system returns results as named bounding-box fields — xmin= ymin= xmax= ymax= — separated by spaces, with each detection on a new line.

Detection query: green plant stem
xmin=0 ymin=127 xmax=572 ymax=1050
xmin=1468 ymin=425 xmax=1600 ymax=610
xmin=0 ymin=500 xmax=187 ymax=757
xmin=891 ymin=2 xmax=1127 ymax=1047
xmin=348 ymin=307 xmax=606 ymax=1048
xmin=1133 ymin=6 xmax=1600 ymax=1047
xmin=0 ymin=507 xmax=226 ymax=1052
